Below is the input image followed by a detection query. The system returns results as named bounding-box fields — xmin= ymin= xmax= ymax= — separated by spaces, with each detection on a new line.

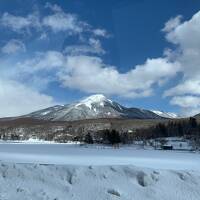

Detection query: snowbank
xmin=0 ymin=162 xmax=200 ymax=200
xmin=0 ymin=144 xmax=200 ymax=199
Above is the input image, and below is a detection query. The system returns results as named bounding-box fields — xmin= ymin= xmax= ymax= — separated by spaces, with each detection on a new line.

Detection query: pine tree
xmin=107 ymin=129 xmax=121 ymax=145
xmin=84 ymin=133 xmax=94 ymax=144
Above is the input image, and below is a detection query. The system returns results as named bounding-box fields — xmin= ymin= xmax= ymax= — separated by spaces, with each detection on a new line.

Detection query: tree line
xmin=83 ymin=118 xmax=200 ymax=148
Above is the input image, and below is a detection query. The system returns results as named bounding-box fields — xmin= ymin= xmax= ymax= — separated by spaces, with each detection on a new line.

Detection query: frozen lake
xmin=0 ymin=143 xmax=199 ymax=170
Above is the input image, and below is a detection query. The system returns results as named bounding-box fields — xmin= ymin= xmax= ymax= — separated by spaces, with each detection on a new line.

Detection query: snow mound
xmin=0 ymin=163 xmax=200 ymax=200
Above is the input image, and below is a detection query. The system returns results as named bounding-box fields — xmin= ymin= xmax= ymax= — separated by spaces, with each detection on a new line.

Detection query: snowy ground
xmin=1 ymin=163 xmax=200 ymax=200
xmin=0 ymin=143 xmax=199 ymax=170
xmin=0 ymin=143 xmax=200 ymax=200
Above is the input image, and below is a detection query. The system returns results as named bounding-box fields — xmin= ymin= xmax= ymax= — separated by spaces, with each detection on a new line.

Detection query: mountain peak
xmin=76 ymin=94 xmax=112 ymax=109
xmin=82 ymin=94 xmax=107 ymax=102
xmin=26 ymin=94 xmax=163 ymax=121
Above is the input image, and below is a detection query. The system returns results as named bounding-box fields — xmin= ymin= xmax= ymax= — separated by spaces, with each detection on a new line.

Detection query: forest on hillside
xmin=84 ymin=117 xmax=200 ymax=149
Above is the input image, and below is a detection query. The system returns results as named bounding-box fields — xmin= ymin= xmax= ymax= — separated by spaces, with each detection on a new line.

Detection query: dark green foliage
xmin=102 ymin=129 xmax=121 ymax=145
xmin=84 ymin=133 xmax=94 ymax=144
xmin=178 ymin=123 xmax=184 ymax=136
xmin=133 ymin=118 xmax=200 ymax=148
xmin=109 ymin=129 xmax=121 ymax=145
xmin=189 ymin=117 xmax=197 ymax=128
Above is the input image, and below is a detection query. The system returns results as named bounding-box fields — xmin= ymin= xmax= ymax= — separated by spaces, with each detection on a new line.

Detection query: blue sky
xmin=0 ymin=0 xmax=200 ymax=117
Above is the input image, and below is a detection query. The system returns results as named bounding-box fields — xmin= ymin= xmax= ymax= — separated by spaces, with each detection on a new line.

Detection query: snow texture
xmin=152 ymin=110 xmax=179 ymax=118
xmin=75 ymin=94 xmax=109 ymax=109
xmin=0 ymin=163 xmax=200 ymax=200
xmin=0 ymin=143 xmax=199 ymax=170
xmin=0 ymin=143 xmax=200 ymax=200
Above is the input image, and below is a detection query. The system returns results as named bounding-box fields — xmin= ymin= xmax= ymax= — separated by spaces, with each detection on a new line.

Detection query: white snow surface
xmin=0 ymin=144 xmax=200 ymax=200
xmin=0 ymin=143 xmax=199 ymax=170
xmin=1 ymin=163 xmax=200 ymax=200
xmin=152 ymin=110 xmax=179 ymax=118
xmin=75 ymin=94 xmax=112 ymax=109
xmin=41 ymin=111 xmax=51 ymax=116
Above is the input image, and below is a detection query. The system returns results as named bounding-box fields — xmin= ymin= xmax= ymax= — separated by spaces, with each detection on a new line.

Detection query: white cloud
xmin=39 ymin=32 xmax=48 ymax=40
xmin=0 ymin=79 xmax=56 ymax=117
xmin=93 ymin=28 xmax=109 ymax=37
xmin=162 ymin=15 xmax=182 ymax=33
xmin=1 ymin=3 xmax=200 ymax=117
xmin=0 ymin=12 xmax=40 ymax=32
xmin=0 ymin=6 xmax=80 ymax=36
xmin=64 ymin=45 xmax=103 ymax=56
xmin=88 ymin=38 xmax=105 ymax=54
xmin=0 ymin=10 xmax=84 ymax=35
xmin=164 ymin=79 xmax=200 ymax=97
xmin=1 ymin=39 xmax=26 ymax=54
xmin=64 ymin=38 xmax=105 ymax=55
xmin=170 ymin=95 xmax=200 ymax=108
xmin=0 ymin=3 xmax=89 ymax=36
xmin=170 ymin=96 xmax=200 ymax=116
xmin=164 ymin=12 xmax=200 ymax=51
xmin=0 ymin=2 xmax=107 ymax=55
xmin=45 ymin=2 xmax=63 ymax=12
xmin=18 ymin=52 xmax=177 ymax=98
xmin=18 ymin=51 xmax=65 ymax=72
xmin=42 ymin=2 xmax=92 ymax=34
xmin=42 ymin=12 xmax=84 ymax=33
xmin=163 ymin=10 xmax=200 ymax=115
xmin=0 ymin=2 xmax=110 ymax=42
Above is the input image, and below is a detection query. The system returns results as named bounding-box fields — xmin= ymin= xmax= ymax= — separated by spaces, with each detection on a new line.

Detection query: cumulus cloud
xmin=1 ymin=39 xmax=26 ymax=54
xmin=0 ymin=2 xmax=110 ymax=117
xmin=62 ymin=56 xmax=178 ymax=97
xmin=15 ymin=51 xmax=179 ymax=98
xmin=170 ymin=96 xmax=200 ymax=116
xmin=170 ymin=96 xmax=200 ymax=108
xmin=0 ymin=79 xmax=56 ymax=117
xmin=1 ymin=2 xmax=200 ymax=117
xmin=163 ymin=10 xmax=200 ymax=116
xmin=164 ymin=79 xmax=200 ymax=97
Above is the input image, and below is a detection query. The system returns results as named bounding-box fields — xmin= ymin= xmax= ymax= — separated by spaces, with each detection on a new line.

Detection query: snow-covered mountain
xmin=151 ymin=110 xmax=178 ymax=118
xmin=26 ymin=94 xmax=162 ymax=121
xmin=194 ymin=113 xmax=200 ymax=119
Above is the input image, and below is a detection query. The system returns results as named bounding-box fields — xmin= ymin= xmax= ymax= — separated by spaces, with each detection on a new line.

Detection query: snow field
xmin=0 ymin=163 xmax=200 ymax=200
xmin=0 ymin=143 xmax=200 ymax=200
xmin=0 ymin=143 xmax=199 ymax=170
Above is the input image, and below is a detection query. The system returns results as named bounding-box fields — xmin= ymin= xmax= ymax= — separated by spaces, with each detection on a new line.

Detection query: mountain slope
xmin=194 ymin=113 xmax=200 ymax=119
xmin=152 ymin=110 xmax=178 ymax=118
xmin=26 ymin=94 xmax=162 ymax=121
